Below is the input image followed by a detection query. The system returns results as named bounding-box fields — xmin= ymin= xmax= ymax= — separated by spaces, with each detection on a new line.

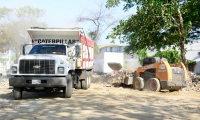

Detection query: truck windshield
xmin=29 ymin=44 xmax=66 ymax=55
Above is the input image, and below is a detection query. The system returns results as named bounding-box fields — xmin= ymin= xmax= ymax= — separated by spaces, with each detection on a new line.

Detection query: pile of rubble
xmin=92 ymin=71 xmax=200 ymax=92
xmin=92 ymin=72 xmax=122 ymax=87
xmin=181 ymin=72 xmax=200 ymax=92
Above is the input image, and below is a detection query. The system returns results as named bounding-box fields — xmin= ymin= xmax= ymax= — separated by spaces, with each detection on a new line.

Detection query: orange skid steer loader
xmin=108 ymin=57 xmax=188 ymax=92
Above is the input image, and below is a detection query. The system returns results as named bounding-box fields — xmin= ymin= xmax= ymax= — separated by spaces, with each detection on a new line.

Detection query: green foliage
xmin=17 ymin=5 xmax=45 ymax=19
xmin=0 ymin=7 xmax=12 ymax=19
xmin=0 ymin=6 xmax=47 ymax=59
xmin=187 ymin=59 xmax=196 ymax=71
xmin=135 ymin=49 xmax=148 ymax=65
xmin=106 ymin=0 xmax=137 ymax=11
xmin=106 ymin=0 xmax=200 ymax=68
xmin=107 ymin=1 xmax=184 ymax=52
xmin=153 ymin=50 xmax=181 ymax=64
xmin=187 ymin=60 xmax=196 ymax=65
xmin=106 ymin=0 xmax=120 ymax=8
xmin=94 ymin=42 xmax=99 ymax=54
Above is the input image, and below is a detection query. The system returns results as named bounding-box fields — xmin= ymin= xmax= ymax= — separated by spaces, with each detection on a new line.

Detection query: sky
xmin=0 ymin=0 xmax=136 ymax=45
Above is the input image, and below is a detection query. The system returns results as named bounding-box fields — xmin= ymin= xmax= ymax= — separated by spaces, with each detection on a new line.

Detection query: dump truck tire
xmin=149 ymin=78 xmax=161 ymax=92
xmin=13 ymin=87 xmax=22 ymax=100
xmin=88 ymin=71 xmax=91 ymax=88
xmin=75 ymin=80 xmax=81 ymax=89
xmin=133 ymin=77 xmax=144 ymax=91
xmin=74 ymin=76 xmax=81 ymax=89
xmin=63 ymin=74 xmax=72 ymax=98
xmin=82 ymin=79 xmax=88 ymax=89
xmin=81 ymin=72 xmax=89 ymax=90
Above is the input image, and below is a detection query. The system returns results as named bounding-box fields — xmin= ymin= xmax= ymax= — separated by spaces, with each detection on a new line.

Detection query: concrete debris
xmin=103 ymin=84 xmax=112 ymax=87
xmin=181 ymin=71 xmax=200 ymax=92
xmin=93 ymin=71 xmax=200 ymax=92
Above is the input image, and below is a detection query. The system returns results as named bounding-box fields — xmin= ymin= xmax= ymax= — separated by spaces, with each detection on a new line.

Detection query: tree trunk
xmin=177 ymin=4 xmax=188 ymax=70
xmin=179 ymin=37 xmax=188 ymax=70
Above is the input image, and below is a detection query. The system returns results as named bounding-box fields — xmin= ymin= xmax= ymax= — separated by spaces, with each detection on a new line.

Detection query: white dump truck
xmin=9 ymin=27 xmax=94 ymax=100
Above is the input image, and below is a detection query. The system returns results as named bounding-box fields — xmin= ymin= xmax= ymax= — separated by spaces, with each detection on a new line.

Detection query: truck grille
xmin=19 ymin=60 xmax=55 ymax=74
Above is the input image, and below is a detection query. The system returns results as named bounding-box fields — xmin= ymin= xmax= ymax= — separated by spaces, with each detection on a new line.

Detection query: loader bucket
xmin=107 ymin=62 xmax=122 ymax=71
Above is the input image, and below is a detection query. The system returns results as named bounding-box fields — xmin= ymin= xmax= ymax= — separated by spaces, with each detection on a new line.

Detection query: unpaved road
xmin=0 ymin=78 xmax=200 ymax=120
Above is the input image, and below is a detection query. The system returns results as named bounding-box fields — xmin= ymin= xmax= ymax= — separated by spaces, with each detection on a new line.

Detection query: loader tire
xmin=133 ymin=77 xmax=144 ymax=91
xmin=149 ymin=78 xmax=161 ymax=92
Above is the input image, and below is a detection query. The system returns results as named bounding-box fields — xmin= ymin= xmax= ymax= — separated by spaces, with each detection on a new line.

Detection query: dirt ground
xmin=0 ymin=74 xmax=200 ymax=120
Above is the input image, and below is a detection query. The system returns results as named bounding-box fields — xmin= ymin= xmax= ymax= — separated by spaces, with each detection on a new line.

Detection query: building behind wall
xmin=93 ymin=44 xmax=140 ymax=73
xmin=94 ymin=41 xmax=200 ymax=74
xmin=185 ymin=40 xmax=200 ymax=74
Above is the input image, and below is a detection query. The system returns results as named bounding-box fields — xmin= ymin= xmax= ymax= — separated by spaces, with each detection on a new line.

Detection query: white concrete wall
xmin=93 ymin=52 xmax=124 ymax=73
xmin=93 ymin=53 xmax=104 ymax=73
xmin=124 ymin=59 xmax=141 ymax=69
xmin=185 ymin=40 xmax=200 ymax=60
xmin=123 ymin=53 xmax=141 ymax=69
xmin=93 ymin=59 xmax=104 ymax=73
xmin=185 ymin=40 xmax=200 ymax=73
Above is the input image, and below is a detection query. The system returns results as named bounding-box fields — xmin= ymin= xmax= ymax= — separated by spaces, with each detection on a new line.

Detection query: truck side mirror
xmin=75 ymin=45 xmax=80 ymax=57
xmin=22 ymin=45 xmax=26 ymax=55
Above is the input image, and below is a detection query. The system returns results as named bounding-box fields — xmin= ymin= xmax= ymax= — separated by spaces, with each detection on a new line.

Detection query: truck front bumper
xmin=9 ymin=76 xmax=67 ymax=87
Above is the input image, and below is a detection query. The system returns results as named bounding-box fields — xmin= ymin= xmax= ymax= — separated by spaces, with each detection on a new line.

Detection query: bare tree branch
xmin=76 ymin=0 xmax=119 ymax=42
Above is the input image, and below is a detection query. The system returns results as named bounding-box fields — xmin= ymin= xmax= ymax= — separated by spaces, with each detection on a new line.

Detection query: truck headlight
xmin=11 ymin=66 xmax=17 ymax=74
xmin=58 ymin=67 xmax=64 ymax=74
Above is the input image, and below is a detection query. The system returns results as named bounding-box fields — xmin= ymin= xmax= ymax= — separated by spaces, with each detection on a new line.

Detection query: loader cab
xmin=142 ymin=57 xmax=167 ymax=66
xmin=141 ymin=57 xmax=167 ymax=79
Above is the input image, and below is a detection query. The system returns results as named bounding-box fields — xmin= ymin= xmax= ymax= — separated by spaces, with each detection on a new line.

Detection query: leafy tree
xmin=0 ymin=7 xmax=12 ymax=19
xmin=153 ymin=50 xmax=181 ymax=64
xmin=106 ymin=0 xmax=200 ymax=69
xmin=0 ymin=6 xmax=47 ymax=59
xmin=134 ymin=49 xmax=148 ymax=65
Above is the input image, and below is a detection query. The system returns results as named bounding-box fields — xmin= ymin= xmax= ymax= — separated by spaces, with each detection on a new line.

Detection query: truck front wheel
xmin=13 ymin=87 xmax=22 ymax=100
xmin=63 ymin=74 xmax=72 ymax=98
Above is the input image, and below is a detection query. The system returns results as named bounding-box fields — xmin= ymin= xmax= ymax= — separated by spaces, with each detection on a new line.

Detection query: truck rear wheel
xmin=74 ymin=76 xmax=81 ymax=89
xmin=82 ymin=72 xmax=89 ymax=89
xmin=75 ymin=80 xmax=81 ymax=89
xmin=13 ymin=87 xmax=22 ymax=100
xmin=148 ymin=78 xmax=161 ymax=92
xmin=133 ymin=77 xmax=144 ymax=91
xmin=63 ymin=74 xmax=72 ymax=98
xmin=87 ymin=71 xmax=91 ymax=88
